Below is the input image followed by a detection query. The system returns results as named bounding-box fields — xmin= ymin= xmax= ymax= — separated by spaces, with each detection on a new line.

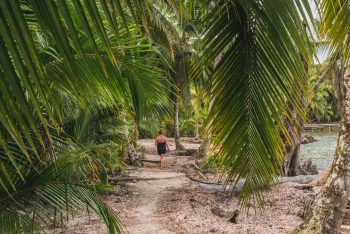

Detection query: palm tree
xmin=285 ymin=52 xmax=341 ymax=176
xmin=198 ymin=0 xmax=314 ymax=203
xmin=133 ymin=0 xmax=205 ymax=150
xmin=190 ymin=85 xmax=207 ymax=139
xmin=2 ymin=1 xmax=349 ymax=233
xmin=0 ymin=0 xmax=166 ymax=232
xmin=122 ymin=52 xmax=170 ymax=165
xmin=308 ymin=52 xmax=343 ymax=124
xmin=298 ymin=0 xmax=350 ymax=232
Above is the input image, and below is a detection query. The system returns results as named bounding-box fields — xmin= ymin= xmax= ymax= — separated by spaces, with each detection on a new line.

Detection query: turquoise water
xmin=299 ymin=131 xmax=338 ymax=170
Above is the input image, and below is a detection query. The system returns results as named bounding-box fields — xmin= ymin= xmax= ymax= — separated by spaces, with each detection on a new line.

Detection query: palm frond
xmin=0 ymin=1 xmax=165 ymax=232
xmin=320 ymin=0 xmax=350 ymax=62
xmin=0 ymin=153 xmax=121 ymax=234
xmin=201 ymin=0 xmax=314 ymax=206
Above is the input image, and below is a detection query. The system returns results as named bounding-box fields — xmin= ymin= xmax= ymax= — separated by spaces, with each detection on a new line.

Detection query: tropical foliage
xmin=0 ymin=0 xmax=168 ymax=232
xmin=308 ymin=76 xmax=338 ymax=122
xmin=1 ymin=0 xmax=349 ymax=233
xmin=197 ymin=0 xmax=314 ymax=204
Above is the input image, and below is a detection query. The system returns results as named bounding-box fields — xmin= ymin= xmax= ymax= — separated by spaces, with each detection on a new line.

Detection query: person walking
xmin=155 ymin=129 xmax=170 ymax=168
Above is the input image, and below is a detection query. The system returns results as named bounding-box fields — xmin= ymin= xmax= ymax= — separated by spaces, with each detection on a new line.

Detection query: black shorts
xmin=157 ymin=144 xmax=166 ymax=155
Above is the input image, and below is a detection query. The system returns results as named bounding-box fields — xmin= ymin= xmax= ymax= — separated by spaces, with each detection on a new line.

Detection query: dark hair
xmin=159 ymin=129 xmax=163 ymax=134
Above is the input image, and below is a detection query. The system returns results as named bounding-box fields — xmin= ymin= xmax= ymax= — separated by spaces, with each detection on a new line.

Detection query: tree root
xmin=185 ymin=172 xmax=225 ymax=185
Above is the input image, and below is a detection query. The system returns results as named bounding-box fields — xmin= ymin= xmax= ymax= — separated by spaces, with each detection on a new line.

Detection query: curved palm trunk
xmin=285 ymin=142 xmax=301 ymax=176
xmin=285 ymin=55 xmax=308 ymax=176
xmin=299 ymin=73 xmax=350 ymax=233
xmin=284 ymin=111 xmax=304 ymax=176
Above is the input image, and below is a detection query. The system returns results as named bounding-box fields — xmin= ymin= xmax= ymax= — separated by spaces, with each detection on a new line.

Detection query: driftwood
xmin=211 ymin=206 xmax=232 ymax=218
xmin=186 ymin=174 xmax=319 ymax=192
xmin=293 ymin=166 xmax=332 ymax=189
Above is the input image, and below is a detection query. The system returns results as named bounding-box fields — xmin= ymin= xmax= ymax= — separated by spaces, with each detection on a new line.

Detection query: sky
xmin=308 ymin=0 xmax=329 ymax=63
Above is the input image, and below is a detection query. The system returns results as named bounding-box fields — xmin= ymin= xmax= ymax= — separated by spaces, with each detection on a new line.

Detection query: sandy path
xmin=66 ymin=137 xmax=346 ymax=234
xmin=116 ymin=137 xmax=197 ymax=233
xmin=125 ymin=156 xmax=188 ymax=234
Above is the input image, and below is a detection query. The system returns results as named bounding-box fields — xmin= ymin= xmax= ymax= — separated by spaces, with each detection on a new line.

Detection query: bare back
xmin=155 ymin=135 xmax=166 ymax=144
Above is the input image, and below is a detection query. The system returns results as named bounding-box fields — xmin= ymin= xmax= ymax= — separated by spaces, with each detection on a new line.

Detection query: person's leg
xmin=160 ymin=154 xmax=165 ymax=168
xmin=159 ymin=154 xmax=162 ymax=167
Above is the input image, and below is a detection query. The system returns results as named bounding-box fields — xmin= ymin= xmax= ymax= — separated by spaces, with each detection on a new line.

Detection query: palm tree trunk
xmin=124 ymin=126 xmax=143 ymax=167
xmin=197 ymin=99 xmax=214 ymax=157
xmin=132 ymin=118 xmax=138 ymax=141
xmin=197 ymin=137 xmax=209 ymax=158
xmin=285 ymin=55 xmax=308 ymax=176
xmin=299 ymin=73 xmax=350 ymax=234
xmin=174 ymin=94 xmax=185 ymax=150
xmin=172 ymin=47 xmax=186 ymax=151
xmin=195 ymin=118 xmax=199 ymax=139
xmin=284 ymin=111 xmax=304 ymax=176
xmin=285 ymin=141 xmax=301 ymax=176
xmin=122 ymin=111 xmax=142 ymax=166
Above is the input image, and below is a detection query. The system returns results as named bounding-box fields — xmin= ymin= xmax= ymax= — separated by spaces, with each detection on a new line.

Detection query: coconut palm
xmin=298 ymin=0 xmax=350 ymax=232
xmin=199 ymin=0 xmax=314 ymax=204
xmin=2 ymin=0 xmax=349 ymax=233
xmin=0 ymin=108 xmax=124 ymax=233
xmin=132 ymin=0 xmax=206 ymax=150
xmin=190 ymin=84 xmax=208 ymax=139
xmin=0 ymin=0 xmax=167 ymax=232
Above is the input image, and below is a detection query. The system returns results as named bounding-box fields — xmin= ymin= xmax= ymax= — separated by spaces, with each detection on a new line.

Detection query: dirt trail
xmin=66 ymin=137 xmax=340 ymax=234
xmin=125 ymin=159 xmax=187 ymax=234
xmin=124 ymin=138 xmax=198 ymax=233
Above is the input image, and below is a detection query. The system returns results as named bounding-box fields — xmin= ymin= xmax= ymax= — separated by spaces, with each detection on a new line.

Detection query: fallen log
xmin=187 ymin=174 xmax=319 ymax=192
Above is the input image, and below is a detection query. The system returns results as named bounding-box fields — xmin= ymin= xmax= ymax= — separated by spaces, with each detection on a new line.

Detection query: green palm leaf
xmin=0 ymin=157 xmax=121 ymax=234
xmin=320 ymin=0 xmax=350 ymax=62
xmin=0 ymin=1 xmax=165 ymax=232
xmin=201 ymin=0 xmax=314 ymax=205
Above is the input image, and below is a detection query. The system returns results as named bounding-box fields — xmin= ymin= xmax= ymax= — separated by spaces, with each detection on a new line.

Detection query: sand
xmin=59 ymin=138 xmax=348 ymax=234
